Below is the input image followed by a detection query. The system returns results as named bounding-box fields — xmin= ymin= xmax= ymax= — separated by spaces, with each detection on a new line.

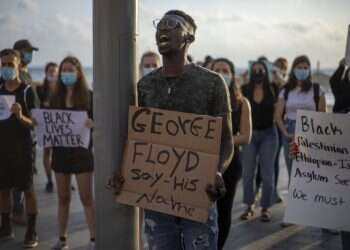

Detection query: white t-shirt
xmin=279 ymin=86 xmax=325 ymax=120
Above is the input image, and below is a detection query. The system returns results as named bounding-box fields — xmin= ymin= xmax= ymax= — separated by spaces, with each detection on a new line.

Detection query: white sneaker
xmin=87 ymin=241 xmax=95 ymax=250
xmin=52 ymin=240 xmax=69 ymax=250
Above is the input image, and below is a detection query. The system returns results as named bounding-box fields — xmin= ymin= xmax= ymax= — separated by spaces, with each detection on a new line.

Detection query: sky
xmin=0 ymin=0 xmax=349 ymax=68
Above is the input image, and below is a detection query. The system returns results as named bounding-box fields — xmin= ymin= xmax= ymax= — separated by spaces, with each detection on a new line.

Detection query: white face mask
xmin=142 ymin=67 xmax=156 ymax=77
xmin=220 ymin=73 xmax=232 ymax=87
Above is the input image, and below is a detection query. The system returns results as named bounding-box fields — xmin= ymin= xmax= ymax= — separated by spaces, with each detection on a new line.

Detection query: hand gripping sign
xmin=32 ymin=109 xmax=90 ymax=149
xmin=116 ymin=106 xmax=222 ymax=223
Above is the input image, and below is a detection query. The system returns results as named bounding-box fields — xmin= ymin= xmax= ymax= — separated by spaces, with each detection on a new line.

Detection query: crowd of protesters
xmin=0 ymin=9 xmax=349 ymax=250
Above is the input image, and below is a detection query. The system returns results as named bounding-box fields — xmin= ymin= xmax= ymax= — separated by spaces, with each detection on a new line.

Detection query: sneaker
xmin=0 ymin=226 xmax=14 ymax=241
xmin=260 ymin=209 xmax=272 ymax=222
xmin=23 ymin=231 xmax=38 ymax=248
xmin=52 ymin=240 xmax=69 ymax=250
xmin=87 ymin=241 xmax=95 ymax=250
xmin=280 ymin=222 xmax=294 ymax=227
xmin=46 ymin=182 xmax=54 ymax=193
xmin=240 ymin=207 xmax=255 ymax=220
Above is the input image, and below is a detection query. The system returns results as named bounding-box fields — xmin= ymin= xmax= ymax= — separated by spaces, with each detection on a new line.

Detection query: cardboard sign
xmin=0 ymin=95 xmax=15 ymax=120
xmin=284 ymin=110 xmax=350 ymax=231
xmin=116 ymin=106 xmax=222 ymax=223
xmin=346 ymin=25 xmax=350 ymax=66
xmin=32 ymin=109 xmax=90 ymax=149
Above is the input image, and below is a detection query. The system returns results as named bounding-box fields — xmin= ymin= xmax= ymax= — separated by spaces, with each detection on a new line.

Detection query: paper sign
xmin=32 ymin=109 xmax=90 ymax=149
xmin=346 ymin=25 xmax=350 ymax=66
xmin=116 ymin=106 xmax=222 ymax=223
xmin=284 ymin=110 xmax=350 ymax=231
xmin=0 ymin=95 xmax=15 ymax=120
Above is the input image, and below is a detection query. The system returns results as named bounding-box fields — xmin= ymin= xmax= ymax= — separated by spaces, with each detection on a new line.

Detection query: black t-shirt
xmin=0 ymin=82 xmax=35 ymax=153
xmin=242 ymin=83 xmax=277 ymax=130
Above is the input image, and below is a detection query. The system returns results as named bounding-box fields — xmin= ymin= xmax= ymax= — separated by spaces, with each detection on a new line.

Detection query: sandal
xmin=260 ymin=209 xmax=271 ymax=222
xmin=240 ymin=208 xmax=254 ymax=220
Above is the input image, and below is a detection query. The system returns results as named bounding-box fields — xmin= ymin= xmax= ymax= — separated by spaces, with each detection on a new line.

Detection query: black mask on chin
xmin=251 ymin=72 xmax=265 ymax=84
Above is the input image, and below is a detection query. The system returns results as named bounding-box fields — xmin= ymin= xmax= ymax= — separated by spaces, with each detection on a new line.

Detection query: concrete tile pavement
xmin=0 ymin=149 xmax=342 ymax=250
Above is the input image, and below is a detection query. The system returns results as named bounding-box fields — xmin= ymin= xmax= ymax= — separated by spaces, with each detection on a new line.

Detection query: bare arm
xmin=234 ymin=97 xmax=252 ymax=146
xmin=318 ymin=95 xmax=327 ymax=112
xmin=274 ymin=98 xmax=291 ymax=138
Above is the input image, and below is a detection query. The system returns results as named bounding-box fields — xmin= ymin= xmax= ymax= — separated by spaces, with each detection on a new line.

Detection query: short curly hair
xmin=165 ymin=10 xmax=197 ymax=34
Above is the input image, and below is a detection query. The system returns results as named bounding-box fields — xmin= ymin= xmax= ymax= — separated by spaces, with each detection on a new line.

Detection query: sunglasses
xmin=153 ymin=15 xmax=192 ymax=33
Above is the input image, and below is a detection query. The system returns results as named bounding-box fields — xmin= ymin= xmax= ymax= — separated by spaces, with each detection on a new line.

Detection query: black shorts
xmin=0 ymin=151 xmax=33 ymax=191
xmin=52 ymin=147 xmax=94 ymax=174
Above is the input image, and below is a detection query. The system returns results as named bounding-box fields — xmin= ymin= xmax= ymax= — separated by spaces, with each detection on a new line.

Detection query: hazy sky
xmin=0 ymin=0 xmax=349 ymax=68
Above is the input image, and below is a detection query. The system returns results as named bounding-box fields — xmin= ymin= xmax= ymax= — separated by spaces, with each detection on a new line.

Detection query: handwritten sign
xmin=32 ymin=109 xmax=90 ymax=149
xmin=0 ymin=95 xmax=15 ymax=120
xmin=116 ymin=106 xmax=222 ymax=223
xmin=346 ymin=25 xmax=350 ymax=66
xmin=284 ymin=110 xmax=350 ymax=231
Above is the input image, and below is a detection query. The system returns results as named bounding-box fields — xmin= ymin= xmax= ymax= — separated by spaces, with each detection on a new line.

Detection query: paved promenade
xmin=0 ymin=149 xmax=342 ymax=250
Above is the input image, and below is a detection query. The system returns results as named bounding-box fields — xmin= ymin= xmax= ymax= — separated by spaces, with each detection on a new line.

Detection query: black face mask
xmin=251 ymin=72 xmax=265 ymax=84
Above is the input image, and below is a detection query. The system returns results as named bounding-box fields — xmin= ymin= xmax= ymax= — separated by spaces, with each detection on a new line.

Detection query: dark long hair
xmin=248 ymin=61 xmax=276 ymax=99
xmin=41 ymin=62 xmax=58 ymax=94
xmin=285 ymin=55 xmax=312 ymax=93
xmin=50 ymin=56 xmax=90 ymax=110
xmin=211 ymin=58 xmax=242 ymax=110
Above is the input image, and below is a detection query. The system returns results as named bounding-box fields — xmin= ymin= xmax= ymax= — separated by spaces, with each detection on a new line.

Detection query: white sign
xmin=32 ymin=109 xmax=90 ymax=149
xmin=346 ymin=25 xmax=350 ymax=66
xmin=0 ymin=95 xmax=15 ymax=120
xmin=284 ymin=110 xmax=350 ymax=231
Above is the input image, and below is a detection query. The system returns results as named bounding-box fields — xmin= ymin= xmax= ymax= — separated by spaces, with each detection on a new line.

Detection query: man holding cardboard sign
xmin=111 ymin=9 xmax=233 ymax=250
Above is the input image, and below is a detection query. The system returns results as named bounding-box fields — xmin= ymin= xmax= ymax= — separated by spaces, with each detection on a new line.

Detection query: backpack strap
xmin=313 ymin=83 xmax=320 ymax=111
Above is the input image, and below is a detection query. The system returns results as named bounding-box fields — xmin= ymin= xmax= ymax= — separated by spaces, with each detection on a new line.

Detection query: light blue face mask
xmin=294 ymin=68 xmax=310 ymax=81
xmin=220 ymin=73 xmax=232 ymax=87
xmin=22 ymin=52 xmax=33 ymax=65
xmin=0 ymin=67 xmax=17 ymax=81
xmin=142 ymin=67 xmax=156 ymax=77
xmin=61 ymin=72 xmax=78 ymax=86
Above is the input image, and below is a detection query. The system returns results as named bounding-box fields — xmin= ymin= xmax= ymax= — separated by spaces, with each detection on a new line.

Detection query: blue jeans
xmin=145 ymin=207 xmax=218 ymax=250
xmin=282 ymin=119 xmax=296 ymax=178
xmin=241 ymin=126 xmax=277 ymax=208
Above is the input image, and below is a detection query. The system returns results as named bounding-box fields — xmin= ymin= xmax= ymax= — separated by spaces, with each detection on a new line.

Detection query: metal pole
xmin=93 ymin=0 xmax=138 ymax=249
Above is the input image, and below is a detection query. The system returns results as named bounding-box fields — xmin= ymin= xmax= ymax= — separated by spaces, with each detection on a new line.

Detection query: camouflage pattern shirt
xmin=137 ymin=64 xmax=232 ymax=118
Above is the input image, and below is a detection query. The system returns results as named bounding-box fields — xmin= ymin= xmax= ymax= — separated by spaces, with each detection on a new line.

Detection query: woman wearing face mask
xmin=49 ymin=56 xmax=95 ymax=250
xmin=0 ymin=49 xmax=39 ymax=248
xmin=139 ymin=51 xmax=161 ymax=77
xmin=211 ymin=58 xmax=252 ymax=249
xmin=240 ymin=61 xmax=278 ymax=222
xmin=275 ymin=55 xmax=326 ymax=183
xmin=37 ymin=62 xmax=58 ymax=193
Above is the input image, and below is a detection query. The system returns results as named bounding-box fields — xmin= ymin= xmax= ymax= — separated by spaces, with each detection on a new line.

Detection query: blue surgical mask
xmin=61 ymin=72 xmax=77 ymax=86
xmin=0 ymin=67 xmax=17 ymax=81
xmin=142 ymin=67 xmax=155 ymax=77
xmin=220 ymin=73 xmax=232 ymax=87
xmin=47 ymin=75 xmax=58 ymax=82
xmin=294 ymin=68 xmax=310 ymax=81
xmin=22 ymin=52 xmax=33 ymax=65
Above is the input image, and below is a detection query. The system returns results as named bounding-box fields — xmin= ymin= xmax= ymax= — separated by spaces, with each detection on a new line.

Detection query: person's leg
xmin=182 ymin=206 xmax=218 ymax=250
xmin=55 ymin=173 xmax=72 ymax=240
xmin=0 ymin=190 xmax=14 ymax=239
xmin=274 ymin=128 xmax=283 ymax=201
xmin=23 ymin=189 xmax=39 ymax=247
xmin=144 ymin=210 xmax=181 ymax=250
xmin=12 ymin=189 xmax=26 ymax=225
xmin=241 ymin=131 xmax=258 ymax=210
xmin=217 ymin=153 xmax=241 ymax=250
xmin=258 ymin=127 xmax=277 ymax=220
xmin=75 ymin=172 xmax=96 ymax=240
xmin=341 ymin=231 xmax=350 ymax=250
xmin=43 ymin=148 xmax=54 ymax=192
